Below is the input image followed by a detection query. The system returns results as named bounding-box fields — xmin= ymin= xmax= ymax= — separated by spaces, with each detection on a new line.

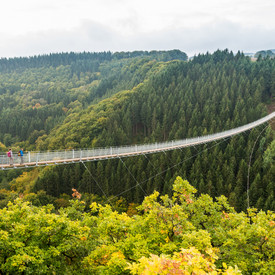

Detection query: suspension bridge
xmin=1 ymin=112 xmax=274 ymax=170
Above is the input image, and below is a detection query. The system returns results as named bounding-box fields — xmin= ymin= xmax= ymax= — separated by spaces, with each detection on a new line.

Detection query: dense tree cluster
xmin=0 ymin=49 xmax=274 ymax=214
xmin=254 ymin=50 xmax=275 ymax=59
xmin=0 ymin=50 xmax=187 ymax=73
xmin=0 ymin=52 xmax=182 ymax=147
xmin=0 ymin=178 xmax=274 ymax=274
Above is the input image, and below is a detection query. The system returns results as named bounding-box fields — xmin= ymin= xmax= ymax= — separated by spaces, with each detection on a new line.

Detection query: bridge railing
xmin=0 ymin=112 xmax=274 ymax=167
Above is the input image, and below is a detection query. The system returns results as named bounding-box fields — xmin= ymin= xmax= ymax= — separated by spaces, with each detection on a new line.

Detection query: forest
xmin=0 ymin=177 xmax=274 ymax=274
xmin=0 ymin=49 xmax=274 ymax=273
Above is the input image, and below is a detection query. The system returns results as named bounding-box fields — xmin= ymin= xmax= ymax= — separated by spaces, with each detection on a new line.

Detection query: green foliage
xmin=255 ymin=50 xmax=275 ymax=59
xmin=0 ymin=51 xmax=182 ymax=148
xmin=263 ymin=139 xmax=275 ymax=167
xmin=1 ymin=50 xmax=274 ymax=274
xmin=0 ymin=177 xmax=274 ymax=274
xmin=0 ymin=49 xmax=274 ymax=213
xmin=0 ymin=199 xmax=90 ymax=274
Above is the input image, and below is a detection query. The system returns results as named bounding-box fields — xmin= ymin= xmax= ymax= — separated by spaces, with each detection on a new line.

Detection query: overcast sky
xmin=0 ymin=0 xmax=274 ymax=58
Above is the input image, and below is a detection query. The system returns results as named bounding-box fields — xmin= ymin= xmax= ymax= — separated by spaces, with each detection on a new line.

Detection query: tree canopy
xmin=0 ymin=49 xmax=274 ymax=212
xmin=0 ymin=177 xmax=274 ymax=274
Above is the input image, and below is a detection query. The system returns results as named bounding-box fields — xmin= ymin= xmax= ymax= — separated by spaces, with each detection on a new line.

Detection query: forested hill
xmin=36 ymin=51 xmax=274 ymax=150
xmin=0 ymin=50 xmax=187 ymax=147
xmin=0 ymin=49 xmax=274 ymax=213
xmin=0 ymin=49 xmax=187 ymax=72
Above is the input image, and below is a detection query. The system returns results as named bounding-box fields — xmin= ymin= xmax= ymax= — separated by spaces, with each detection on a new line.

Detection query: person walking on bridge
xmin=7 ymin=149 xmax=13 ymax=165
xmin=18 ymin=148 xmax=24 ymax=164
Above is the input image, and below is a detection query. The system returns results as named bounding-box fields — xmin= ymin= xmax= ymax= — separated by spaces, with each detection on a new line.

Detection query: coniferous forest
xmin=0 ymin=49 xmax=274 ymax=274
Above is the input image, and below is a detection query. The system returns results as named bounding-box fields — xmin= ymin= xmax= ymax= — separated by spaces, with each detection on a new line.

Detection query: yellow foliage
xmin=10 ymin=169 xmax=40 ymax=194
xmin=128 ymin=247 xmax=241 ymax=275
xmin=0 ymin=141 xmax=6 ymax=151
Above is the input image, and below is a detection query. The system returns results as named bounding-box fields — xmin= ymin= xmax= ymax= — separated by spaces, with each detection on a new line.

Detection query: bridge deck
xmin=1 ymin=112 xmax=274 ymax=170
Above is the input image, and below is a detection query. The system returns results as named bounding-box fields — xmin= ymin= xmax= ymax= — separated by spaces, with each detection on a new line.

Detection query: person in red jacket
xmin=7 ymin=148 xmax=13 ymax=165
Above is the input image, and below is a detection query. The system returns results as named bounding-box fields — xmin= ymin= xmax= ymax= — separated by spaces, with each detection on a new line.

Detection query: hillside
xmin=254 ymin=50 xmax=275 ymax=58
xmin=0 ymin=50 xmax=186 ymax=148
xmin=0 ymin=49 xmax=274 ymax=212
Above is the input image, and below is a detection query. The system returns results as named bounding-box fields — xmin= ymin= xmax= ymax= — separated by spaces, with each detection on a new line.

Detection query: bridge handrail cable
xmin=0 ymin=112 xmax=274 ymax=169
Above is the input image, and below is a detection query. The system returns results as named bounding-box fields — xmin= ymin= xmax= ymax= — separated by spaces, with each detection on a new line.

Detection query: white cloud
xmin=0 ymin=0 xmax=274 ymax=57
